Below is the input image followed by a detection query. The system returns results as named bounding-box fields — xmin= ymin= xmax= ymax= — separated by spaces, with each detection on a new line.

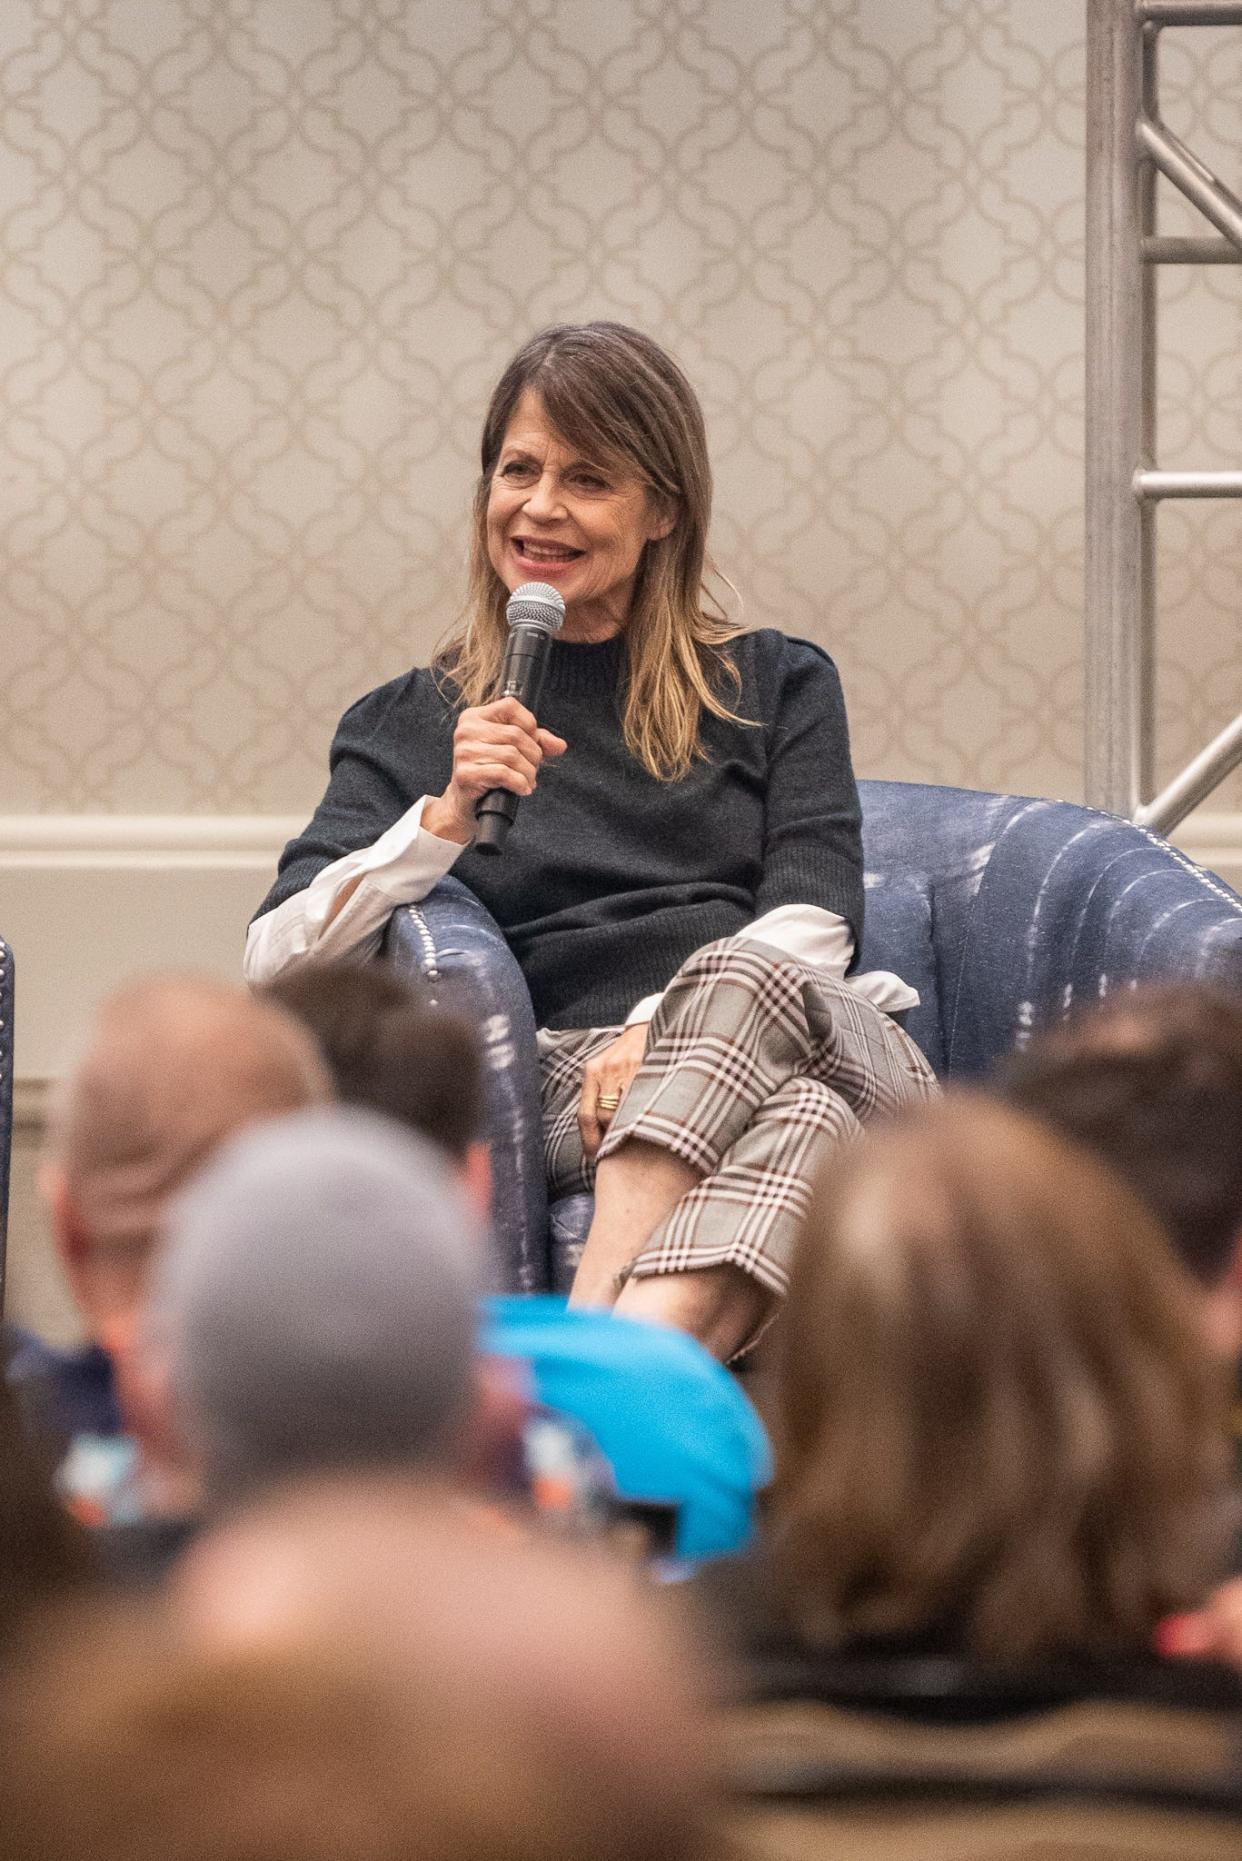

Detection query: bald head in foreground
xmin=0 ymin=1482 xmax=712 ymax=1861
xmin=138 ymin=1105 xmax=512 ymax=1507
xmin=40 ymin=973 xmax=332 ymax=1346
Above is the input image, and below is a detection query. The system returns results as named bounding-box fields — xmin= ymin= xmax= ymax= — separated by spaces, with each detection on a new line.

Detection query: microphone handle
xmin=473 ymin=625 xmax=554 ymax=856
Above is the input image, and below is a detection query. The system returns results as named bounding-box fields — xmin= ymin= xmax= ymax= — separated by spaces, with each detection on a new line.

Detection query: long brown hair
xmin=770 ymin=1092 xmax=1231 ymax=1663
xmin=438 ymin=322 xmax=748 ymax=781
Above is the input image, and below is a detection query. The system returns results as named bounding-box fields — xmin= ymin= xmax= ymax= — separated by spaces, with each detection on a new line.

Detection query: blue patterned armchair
xmin=385 ymin=781 xmax=1242 ymax=1293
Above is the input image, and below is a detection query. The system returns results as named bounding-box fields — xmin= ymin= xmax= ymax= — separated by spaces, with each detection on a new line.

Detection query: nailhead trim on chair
xmin=403 ymin=904 xmax=442 ymax=1004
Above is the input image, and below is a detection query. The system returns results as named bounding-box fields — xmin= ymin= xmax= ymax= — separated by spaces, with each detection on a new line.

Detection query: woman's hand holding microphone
xmin=422 ymin=698 xmax=567 ymax=845
xmin=422 ymin=694 xmax=643 ymax=1161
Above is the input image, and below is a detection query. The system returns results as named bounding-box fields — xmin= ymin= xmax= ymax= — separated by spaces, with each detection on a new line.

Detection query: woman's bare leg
xmin=568 ymin=1139 xmax=696 ymax=1308
xmin=569 ymin=1135 xmax=772 ymax=1358
xmin=615 ymin=1265 xmax=772 ymax=1363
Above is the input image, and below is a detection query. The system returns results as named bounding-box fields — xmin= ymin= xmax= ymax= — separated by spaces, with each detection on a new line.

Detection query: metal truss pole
xmin=1085 ymin=0 xmax=1242 ymax=830
xmin=1086 ymin=0 xmax=1153 ymax=815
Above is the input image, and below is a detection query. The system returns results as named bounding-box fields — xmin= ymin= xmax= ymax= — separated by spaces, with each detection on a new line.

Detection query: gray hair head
xmin=149 ymin=1106 xmax=482 ymax=1502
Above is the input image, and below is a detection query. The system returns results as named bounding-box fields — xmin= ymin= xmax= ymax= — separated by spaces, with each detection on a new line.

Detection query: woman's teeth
xmin=517 ymin=540 xmax=581 ymax=562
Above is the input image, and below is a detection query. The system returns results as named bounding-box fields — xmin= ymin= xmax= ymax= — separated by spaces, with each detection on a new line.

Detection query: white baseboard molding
xmin=0 ymin=814 xmax=304 ymax=868
xmin=2 ymin=815 xmax=302 ymax=1084
xmin=13 ymin=1078 xmax=51 ymax=1136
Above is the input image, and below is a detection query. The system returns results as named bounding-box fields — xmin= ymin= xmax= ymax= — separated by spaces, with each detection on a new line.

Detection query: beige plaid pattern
xmin=539 ymin=937 xmax=938 ymax=1297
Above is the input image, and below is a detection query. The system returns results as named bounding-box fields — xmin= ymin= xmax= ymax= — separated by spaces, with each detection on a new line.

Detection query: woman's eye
xmin=500 ymin=460 xmax=534 ymax=479
xmin=573 ymin=472 xmax=608 ymax=492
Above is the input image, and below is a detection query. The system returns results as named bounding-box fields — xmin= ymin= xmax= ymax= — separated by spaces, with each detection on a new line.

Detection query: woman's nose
xmin=522 ymin=470 xmax=565 ymax=521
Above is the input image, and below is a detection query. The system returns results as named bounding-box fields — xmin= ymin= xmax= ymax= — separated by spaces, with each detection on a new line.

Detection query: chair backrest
xmin=858 ymin=780 xmax=1242 ymax=1077
xmin=0 ymin=935 xmax=11 ymax=1298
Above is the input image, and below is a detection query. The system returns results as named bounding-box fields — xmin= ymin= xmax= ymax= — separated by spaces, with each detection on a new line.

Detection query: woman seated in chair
xmin=709 ymin=1091 xmax=1234 ymax=1666
xmin=245 ymin=321 xmax=935 ymax=1360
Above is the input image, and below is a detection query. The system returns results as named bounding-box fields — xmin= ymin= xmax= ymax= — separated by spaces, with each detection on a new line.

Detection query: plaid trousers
xmin=539 ymin=936 xmax=938 ymax=1297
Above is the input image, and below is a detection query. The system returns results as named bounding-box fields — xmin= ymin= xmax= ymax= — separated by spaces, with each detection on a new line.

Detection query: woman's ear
xmin=646 ymin=499 xmax=678 ymax=543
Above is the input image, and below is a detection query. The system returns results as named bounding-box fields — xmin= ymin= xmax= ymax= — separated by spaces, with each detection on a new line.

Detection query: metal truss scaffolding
xmin=1086 ymin=0 xmax=1242 ymax=828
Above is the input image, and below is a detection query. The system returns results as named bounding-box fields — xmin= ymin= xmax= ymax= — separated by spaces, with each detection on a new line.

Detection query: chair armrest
xmin=946 ymin=802 xmax=1242 ymax=1075
xmin=383 ymin=879 xmax=548 ymax=1292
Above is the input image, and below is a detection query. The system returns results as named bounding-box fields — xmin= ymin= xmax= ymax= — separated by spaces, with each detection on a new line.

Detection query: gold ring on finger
xmin=597 ymin=1093 xmax=622 ymax=1112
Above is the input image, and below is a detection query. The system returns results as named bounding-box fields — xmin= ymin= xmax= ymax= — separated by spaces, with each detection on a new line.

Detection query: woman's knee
xmin=755 ymin=1072 xmax=856 ymax=1132
xmin=652 ymin=940 xmax=817 ymax=1058
xmin=672 ymin=935 xmax=806 ymax=992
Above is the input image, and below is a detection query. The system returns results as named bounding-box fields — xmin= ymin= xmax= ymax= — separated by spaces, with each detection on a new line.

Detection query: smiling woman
xmin=244 ymin=322 xmax=936 ymax=1361
xmin=448 ymin=322 xmax=746 ymax=785
xmin=483 ymin=392 xmax=674 ymax=646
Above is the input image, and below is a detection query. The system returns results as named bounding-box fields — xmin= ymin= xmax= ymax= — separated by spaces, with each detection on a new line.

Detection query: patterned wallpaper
xmin=2 ymin=1 xmax=1240 ymax=815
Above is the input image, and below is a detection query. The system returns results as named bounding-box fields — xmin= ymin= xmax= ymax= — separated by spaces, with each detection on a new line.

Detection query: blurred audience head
xmin=138 ymin=1106 xmax=496 ymax=1505
xmin=258 ymin=961 xmax=483 ymax=1156
xmin=262 ymin=959 xmax=491 ymax=1215
xmin=40 ymin=973 xmax=331 ymax=1344
xmin=770 ymin=1092 xmax=1229 ymax=1664
xmin=1001 ymin=981 xmax=1242 ymax=1356
xmin=0 ymin=1484 xmax=710 ymax=1861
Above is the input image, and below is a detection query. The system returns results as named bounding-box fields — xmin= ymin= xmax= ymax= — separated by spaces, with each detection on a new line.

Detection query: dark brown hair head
xmin=771 ymin=1092 xmax=1229 ymax=1664
xmin=1001 ymin=982 xmax=1242 ymax=1285
xmin=261 ymin=962 xmax=483 ymax=1162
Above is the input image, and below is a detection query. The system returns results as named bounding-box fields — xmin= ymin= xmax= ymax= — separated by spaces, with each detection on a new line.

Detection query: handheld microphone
xmin=474 ymin=581 xmax=566 ymax=856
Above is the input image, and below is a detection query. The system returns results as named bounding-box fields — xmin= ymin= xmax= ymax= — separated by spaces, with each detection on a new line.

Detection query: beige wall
xmin=4 ymin=2 xmax=1242 ymax=1085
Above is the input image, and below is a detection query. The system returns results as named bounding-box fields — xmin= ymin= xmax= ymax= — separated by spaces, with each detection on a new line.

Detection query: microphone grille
xmin=505 ymin=582 xmax=566 ymax=634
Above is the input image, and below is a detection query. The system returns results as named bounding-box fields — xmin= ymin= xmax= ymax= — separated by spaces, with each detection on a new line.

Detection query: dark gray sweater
xmin=258 ymin=629 xmax=864 ymax=1030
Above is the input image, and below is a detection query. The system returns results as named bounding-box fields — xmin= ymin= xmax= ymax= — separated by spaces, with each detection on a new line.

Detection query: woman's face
xmin=485 ymin=390 xmax=674 ymax=641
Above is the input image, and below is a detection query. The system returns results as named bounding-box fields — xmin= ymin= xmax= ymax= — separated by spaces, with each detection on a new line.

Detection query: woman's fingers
xmin=577 ymin=1025 xmax=650 ymax=1161
xmin=485 ymin=697 xmax=538 ymax=731
xmin=459 ymin=745 xmax=539 ymax=791
xmin=474 ymin=701 xmax=566 ymax=762
xmin=467 ymin=766 xmax=534 ymax=797
xmin=578 ymin=1060 xmax=616 ymax=1162
xmin=578 ymin=1098 xmax=603 ymax=1162
xmin=440 ymin=701 xmax=568 ymax=836
xmin=454 ymin=717 xmax=545 ymax=791
xmin=457 ymin=721 xmax=541 ymax=767
xmin=486 ymin=721 xmax=547 ymax=758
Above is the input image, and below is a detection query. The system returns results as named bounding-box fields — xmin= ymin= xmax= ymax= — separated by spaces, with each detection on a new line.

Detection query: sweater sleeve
xmin=243 ymin=799 xmax=468 ymax=984
xmin=753 ymin=636 xmax=864 ymax=965
xmin=251 ymin=671 xmax=453 ymax=922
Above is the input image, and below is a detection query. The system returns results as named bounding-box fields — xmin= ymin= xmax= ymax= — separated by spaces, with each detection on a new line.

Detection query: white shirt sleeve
xmin=622 ymin=902 xmax=920 ymax=1025
xmin=243 ymin=797 xmax=467 ymax=986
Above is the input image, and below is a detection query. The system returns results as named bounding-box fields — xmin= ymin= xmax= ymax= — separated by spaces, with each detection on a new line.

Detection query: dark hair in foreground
xmin=442 ymin=320 xmax=746 ymax=780
xmin=262 ymin=961 xmax=483 ymax=1161
xmin=770 ymin=1093 xmax=1229 ymax=1664
xmin=0 ymin=1370 xmax=97 ymax=1633
xmin=1000 ymin=981 xmax=1242 ymax=1286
